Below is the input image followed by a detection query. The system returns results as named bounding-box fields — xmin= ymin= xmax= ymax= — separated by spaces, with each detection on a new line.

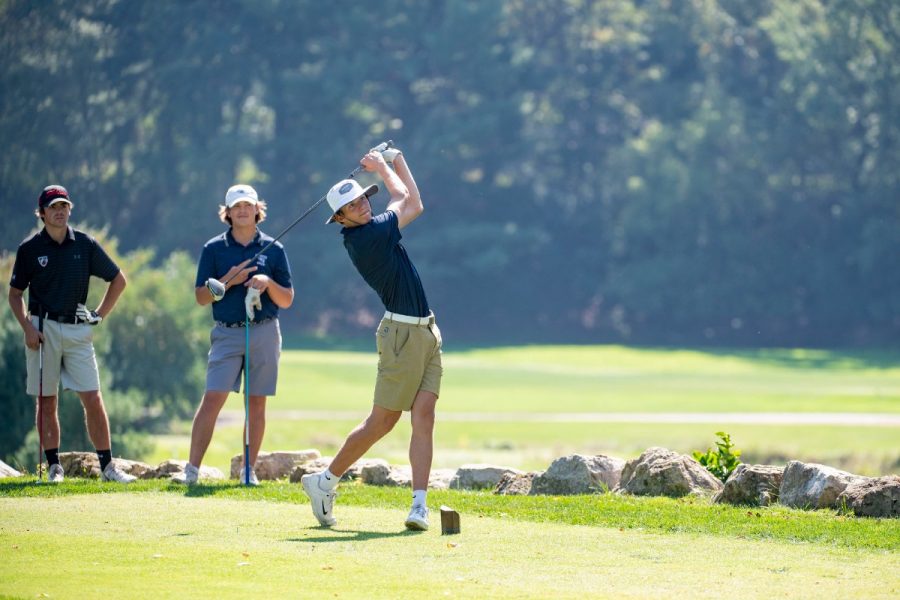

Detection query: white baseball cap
xmin=225 ymin=184 xmax=259 ymax=208
xmin=325 ymin=179 xmax=378 ymax=224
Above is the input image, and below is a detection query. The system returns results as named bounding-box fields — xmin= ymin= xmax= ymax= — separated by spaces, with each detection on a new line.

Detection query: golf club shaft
xmin=37 ymin=313 xmax=44 ymax=480
xmin=244 ymin=313 xmax=250 ymax=485
xmin=216 ymin=141 xmax=393 ymax=289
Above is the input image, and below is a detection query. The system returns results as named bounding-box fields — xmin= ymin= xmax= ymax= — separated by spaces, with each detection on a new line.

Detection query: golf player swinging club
xmin=203 ymin=141 xmax=394 ymax=301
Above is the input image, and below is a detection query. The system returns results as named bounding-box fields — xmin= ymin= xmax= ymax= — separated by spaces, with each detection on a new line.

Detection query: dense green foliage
xmin=1 ymin=1 xmax=897 ymax=345
xmin=693 ymin=431 xmax=743 ymax=482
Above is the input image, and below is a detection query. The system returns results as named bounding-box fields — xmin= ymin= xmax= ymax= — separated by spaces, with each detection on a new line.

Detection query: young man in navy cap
xmin=8 ymin=185 xmax=136 ymax=483
xmin=301 ymin=146 xmax=442 ymax=531
xmin=176 ymin=184 xmax=294 ymax=485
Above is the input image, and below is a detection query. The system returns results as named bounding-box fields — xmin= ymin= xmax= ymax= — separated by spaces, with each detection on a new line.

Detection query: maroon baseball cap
xmin=38 ymin=185 xmax=71 ymax=209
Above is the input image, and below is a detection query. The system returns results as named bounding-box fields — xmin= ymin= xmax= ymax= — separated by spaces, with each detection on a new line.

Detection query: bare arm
xmin=8 ymin=287 xmax=42 ymax=350
xmin=96 ymin=271 xmax=127 ymax=319
xmin=194 ymin=260 xmax=257 ymax=306
xmin=360 ymin=150 xmax=422 ymax=229
xmin=388 ymin=152 xmax=423 ymax=229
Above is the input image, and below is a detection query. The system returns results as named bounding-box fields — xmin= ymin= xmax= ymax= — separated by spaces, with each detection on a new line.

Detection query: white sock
xmin=412 ymin=489 xmax=427 ymax=507
xmin=319 ymin=469 xmax=339 ymax=491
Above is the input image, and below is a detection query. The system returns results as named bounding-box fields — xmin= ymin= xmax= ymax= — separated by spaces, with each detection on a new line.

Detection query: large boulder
xmin=494 ymin=472 xmax=539 ymax=495
xmin=531 ymin=454 xmax=625 ymax=495
xmin=230 ymin=450 xmax=321 ymax=480
xmin=779 ymin=461 xmax=866 ymax=510
xmin=288 ymin=458 xmax=333 ymax=483
xmin=837 ymin=475 xmax=900 ymax=518
xmin=150 ymin=459 xmax=225 ymax=481
xmin=618 ymin=447 xmax=723 ymax=497
xmin=356 ymin=460 xmax=454 ymax=489
xmin=714 ymin=464 xmax=784 ymax=507
xmin=60 ymin=452 xmax=153 ymax=479
xmin=0 ymin=460 xmax=21 ymax=478
xmin=450 ymin=464 xmax=524 ymax=490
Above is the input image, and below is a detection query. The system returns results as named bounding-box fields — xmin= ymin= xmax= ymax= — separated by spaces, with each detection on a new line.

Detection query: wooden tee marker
xmin=440 ymin=505 xmax=460 ymax=535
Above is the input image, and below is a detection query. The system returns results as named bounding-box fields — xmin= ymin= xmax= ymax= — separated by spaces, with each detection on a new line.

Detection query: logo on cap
xmin=339 ymin=182 xmax=353 ymax=194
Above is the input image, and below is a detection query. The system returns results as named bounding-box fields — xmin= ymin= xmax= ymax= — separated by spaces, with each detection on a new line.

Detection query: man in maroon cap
xmin=7 ymin=185 xmax=135 ymax=483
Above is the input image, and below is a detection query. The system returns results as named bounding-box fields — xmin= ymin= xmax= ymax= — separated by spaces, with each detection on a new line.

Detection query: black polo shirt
xmin=341 ymin=210 xmax=430 ymax=317
xmin=9 ymin=226 xmax=120 ymax=318
xmin=194 ymin=228 xmax=292 ymax=324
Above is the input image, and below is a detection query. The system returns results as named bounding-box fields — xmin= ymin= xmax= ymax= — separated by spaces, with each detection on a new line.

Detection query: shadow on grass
xmin=287 ymin=528 xmax=421 ymax=543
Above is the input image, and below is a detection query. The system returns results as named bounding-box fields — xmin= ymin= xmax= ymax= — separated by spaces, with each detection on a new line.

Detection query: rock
xmin=149 ymin=459 xmax=224 ymax=481
xmin=779 ymin=461 xmax=866 ymax=510
xmin=288 ymin=458 xmax=332 ymax=483
xmin=494 ymin=472 xmax=539 ymax=495
xmin=714 ymin=464 xmax=783 ymax=506
xmin=0 ymin=459 xmax=21 ymax=478
xmin=530 ymin=454 xmax=625 ymax=495
xmin=450 ymin=464 xmax=524 ymax=490
xmin=60 ymin=452 xmax=153 ymax=479
xmin=618 ymin=447 xmax=724 ymax=497
xmin=427 ymin=469 xmax=456 ymax=490
xmin=837 ymin=475 xmax=900 ymax=518
xmin=230 ymin=450 xmax=321 ymax=480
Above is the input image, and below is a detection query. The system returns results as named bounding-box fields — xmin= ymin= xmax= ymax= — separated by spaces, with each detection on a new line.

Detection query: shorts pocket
xmin=393 ymin=327 xmax=411 ymax=356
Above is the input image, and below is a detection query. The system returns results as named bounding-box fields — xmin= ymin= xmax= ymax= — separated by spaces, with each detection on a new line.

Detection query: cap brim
xmin=226 ymin=196 xmax=258 ymax=208
xmin=46 ymin=198 xmax=72 ymax=207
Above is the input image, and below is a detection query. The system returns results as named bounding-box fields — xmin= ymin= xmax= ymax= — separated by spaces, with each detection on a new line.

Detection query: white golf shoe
xmin=47 ymin=463 xmax=64 ymax=483
xmin=173 ymin=463 xmax=199 ymax=485
xmin=405 ymin=505 xmax=429 ymax=531
xmin=101 ymin=462 xmax=137 ymax=484
xmin=242 ymin=467 xmax=259 ymax=486
xmin=301 ymin=473 xmax=337 ymax=527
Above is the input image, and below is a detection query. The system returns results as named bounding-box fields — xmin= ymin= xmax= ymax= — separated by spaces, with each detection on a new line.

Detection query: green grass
xmin=144 ymin=345 xmax=900 ymax=476
xmin=1 ymin=480 xmax=898 ymax=599
xmin=271 ymin=345 xmax=900 ymax=414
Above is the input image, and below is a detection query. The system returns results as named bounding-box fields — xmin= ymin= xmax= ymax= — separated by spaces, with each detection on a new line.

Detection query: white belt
xmin=384 ymin=311 xmax=433 ymax=326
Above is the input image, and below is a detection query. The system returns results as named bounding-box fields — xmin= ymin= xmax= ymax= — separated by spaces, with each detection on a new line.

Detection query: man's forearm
xmin=96 ymin=271 xmax=127 ymax=318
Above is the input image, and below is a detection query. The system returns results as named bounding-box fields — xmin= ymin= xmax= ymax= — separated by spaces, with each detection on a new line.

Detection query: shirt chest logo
xmin=256 ymin=255 xmax=268 ymax=267
xmin=38 ymin=256 xmax=48 ymax=267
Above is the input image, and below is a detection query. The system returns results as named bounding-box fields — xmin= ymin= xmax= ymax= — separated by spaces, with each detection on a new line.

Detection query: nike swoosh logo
xmin=321 ymin=500 xmax=329 ymax=515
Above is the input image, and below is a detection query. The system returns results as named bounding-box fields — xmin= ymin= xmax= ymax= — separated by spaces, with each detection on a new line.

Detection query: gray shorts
xmin=25 ymin=316 xmax=101 ymax=395
xmin=206 ymin=318 xmax=282 ymax=396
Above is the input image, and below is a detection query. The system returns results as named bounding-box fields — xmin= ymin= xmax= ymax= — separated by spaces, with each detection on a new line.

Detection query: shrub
xmin=693 ymin=431 xmax=742 ymax=483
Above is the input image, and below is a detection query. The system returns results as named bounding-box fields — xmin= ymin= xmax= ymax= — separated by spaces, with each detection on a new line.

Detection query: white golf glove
xmin=245 ymin=287 xmax=262 ymax=320
xmin=75 ymin=303 xmax=102 ymax=326
xmin=381 ymin=148 xmax=401 ymax=163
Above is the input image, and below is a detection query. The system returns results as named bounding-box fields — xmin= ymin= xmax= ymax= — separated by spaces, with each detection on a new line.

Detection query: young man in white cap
xmin=176 ymin=184 xmax=294 ymax=485
xmin=301 ymin=147 xmax=442 ymax=530
xmin=8 ymin=184 xmax=136 ymax=483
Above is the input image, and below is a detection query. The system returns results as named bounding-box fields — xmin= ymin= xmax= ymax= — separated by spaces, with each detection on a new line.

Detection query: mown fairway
xmin=148 ymin=345 xmax=900 ymax=475
xmin=1 ymin=481 xmax=898 ymax=599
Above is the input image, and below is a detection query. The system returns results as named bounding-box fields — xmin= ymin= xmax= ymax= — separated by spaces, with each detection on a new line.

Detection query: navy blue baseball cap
xmin=38 ymin=185 xmax=71 ymax=209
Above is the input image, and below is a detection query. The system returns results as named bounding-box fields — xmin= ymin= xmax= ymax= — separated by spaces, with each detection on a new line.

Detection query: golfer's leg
xmin=38 ymin=395 xmax=61 ymax=450
xmin=189 ymin=390 xmax=230 ymax=467
xmin=329 ymin=405 xmax=402 ymax=477
xmin=409 ymin=390 xmax=437 ymax=491
xmin=78 ymin=390 xmax=111 ymax=450
xmin=247 ymin=395 xmax=266 ymax=466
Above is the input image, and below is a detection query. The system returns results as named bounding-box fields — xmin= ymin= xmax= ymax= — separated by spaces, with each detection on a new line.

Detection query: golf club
xmin=243 ymin=309 xmax=251 ymax=486
xmin=205 ymin=140 xmax=394 ymax=300
xmin=37 ymin=313 xmax=44 ymax=482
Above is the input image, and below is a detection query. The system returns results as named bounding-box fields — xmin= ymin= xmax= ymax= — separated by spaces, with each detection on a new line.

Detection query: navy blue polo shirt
xmin=195 ymin=228 xmax=292 ymax=324
xmin=341 ymin=210 xmax=430 ymax=317
xmin=10 ymin=226 xmax=120 ymax=318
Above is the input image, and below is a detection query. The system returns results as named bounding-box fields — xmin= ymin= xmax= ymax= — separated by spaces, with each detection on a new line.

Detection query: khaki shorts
xmin=373 ymin=314 xmax=443 ymax=412
xmin=25 ymin=316 xmax=101 ymax=395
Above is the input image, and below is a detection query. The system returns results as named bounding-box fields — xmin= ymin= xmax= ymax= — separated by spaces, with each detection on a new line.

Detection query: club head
xmin=206 ymin=278 xmax=226 ymax=301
